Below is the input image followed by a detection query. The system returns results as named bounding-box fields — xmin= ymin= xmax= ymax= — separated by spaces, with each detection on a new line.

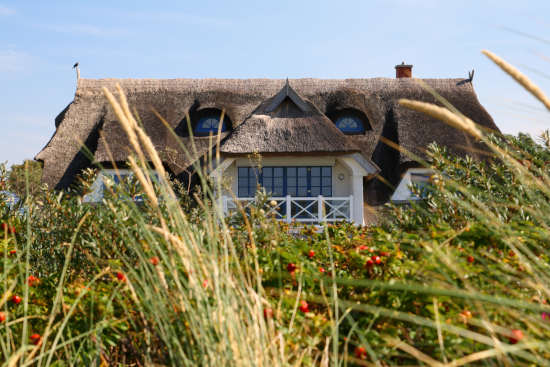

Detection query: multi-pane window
xmin=238 ymin=167 xmax=260 ymax=197
xmin=237 ymin=166 xmax=332 ymax=197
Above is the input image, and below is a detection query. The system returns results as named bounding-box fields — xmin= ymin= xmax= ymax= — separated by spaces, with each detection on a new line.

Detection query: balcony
xmin=222 ymin=195 xmax=353 ymax=223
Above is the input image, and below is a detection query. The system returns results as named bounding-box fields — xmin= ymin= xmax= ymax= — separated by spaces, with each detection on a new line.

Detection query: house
xmin=36 ymin=63 xmax=499 ymax=225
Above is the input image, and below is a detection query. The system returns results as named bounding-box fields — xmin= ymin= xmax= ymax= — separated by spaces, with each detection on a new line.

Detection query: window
xmin=238 ymin=167 xmax=260 ymax=197
xmin=237 ymin=166 xmax=332 ymax=197
xmin=327 ymin=108 xmax=370 ymax=134
xmin=390 ymin=168 xmax=434 ymax=204
xmin=83 ymin=169 xmax=159 ymax=203
xmin=194 ymin=113 xmax=228 ymax=135
xmin=334 ymin=115 xmax=365 ymax=134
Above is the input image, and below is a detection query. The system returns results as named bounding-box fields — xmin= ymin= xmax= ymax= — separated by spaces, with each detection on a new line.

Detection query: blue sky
xmin=0 ymin=0 xmax=549 ymax=166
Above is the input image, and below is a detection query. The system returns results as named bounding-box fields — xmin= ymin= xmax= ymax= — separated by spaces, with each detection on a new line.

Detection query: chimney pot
xmin=395 ymin=62 xmax=413 ymax=78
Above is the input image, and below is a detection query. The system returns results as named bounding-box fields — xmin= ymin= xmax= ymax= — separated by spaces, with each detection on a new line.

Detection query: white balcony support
xmin=286 ymin=195 xmax=291 ymax=223
xmin=337 ymin=156 xmax=367 ymax=225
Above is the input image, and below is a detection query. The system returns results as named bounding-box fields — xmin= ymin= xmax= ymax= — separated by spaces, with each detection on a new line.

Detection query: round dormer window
xmin=194 ymin=110 xmax=229 ymax=135
xmin=334 ymin=115 xmax=365 ymax=134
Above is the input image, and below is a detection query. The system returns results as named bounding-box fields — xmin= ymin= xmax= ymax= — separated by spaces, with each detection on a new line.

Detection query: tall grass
xmin=1 ymin=49 xmax=550 ymax=365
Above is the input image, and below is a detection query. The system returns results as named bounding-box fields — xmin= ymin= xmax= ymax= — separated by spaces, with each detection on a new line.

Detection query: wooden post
xmin=317 ymin=195 xmax=323 ymax=223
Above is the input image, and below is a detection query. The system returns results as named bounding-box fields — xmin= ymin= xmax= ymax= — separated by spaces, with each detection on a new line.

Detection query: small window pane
xmin=322 ymin=187 xmax=332 ymax=196
xmin=263 ymin=167 xmax=272 ymax=177
xmin=311 ymin=187 xmax=321 ymax=196
xmin=287 ymin=186 xmax=297 ymax=196
xmin=274 ymin=167 xmax=284 ymax=177
xmin=322 ymin=177 xmax=332 ymax=186
xmin=298 ymin=167 xmax=307 ymax=177
xmin=238 ymin=167 xmax=248 ymax=177
xmin=311 ymin=167 xmax=320 ymax=177
xmin=288 ymin=177 xmax=296 ymax=187
xmin=298 ymin=187 xmax=308 ymax=196
xmin=287 ymin=167 xmax=296 ymax=177
xmin=298 ymin=177 xmax=307 ymax=186
xmin=311 ymin=176 xmax=321 ymax=186
xmin=322 ymin=167 xmax=331 ymax=177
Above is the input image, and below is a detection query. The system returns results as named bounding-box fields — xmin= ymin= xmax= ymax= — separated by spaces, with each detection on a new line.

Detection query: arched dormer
xmin=326 ymin=108 xmax=371 ymax=135
xmin=190 ymin=108 xmax=232 ymax=136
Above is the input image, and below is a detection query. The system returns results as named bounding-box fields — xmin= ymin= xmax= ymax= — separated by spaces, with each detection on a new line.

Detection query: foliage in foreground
xmin=1 ymin=52 xmax=550 ymax=365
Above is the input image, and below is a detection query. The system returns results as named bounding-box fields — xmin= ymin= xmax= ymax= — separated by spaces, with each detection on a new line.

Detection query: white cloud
xmin=0 ymin=5 xmax=15 ymax=16
xmin=0 ymin=50 xmax=30 ymax=73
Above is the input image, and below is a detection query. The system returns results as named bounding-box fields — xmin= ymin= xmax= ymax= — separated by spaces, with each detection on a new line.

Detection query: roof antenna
xmin=468 ymin=69 xmax=474 ymax=82
xmin=73 ymin=62 xmax=80 ymax=81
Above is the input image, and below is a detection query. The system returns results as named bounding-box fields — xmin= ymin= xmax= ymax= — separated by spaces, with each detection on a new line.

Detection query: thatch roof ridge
xmin=76 ymin=77 xmax=474 ymax=96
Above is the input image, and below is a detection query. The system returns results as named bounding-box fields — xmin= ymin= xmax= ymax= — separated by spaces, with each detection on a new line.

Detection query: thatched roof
xmin=36 ymin=77 xmax=499 ymax=189
xmin=220 ymin=82 xmax=361 ymax=155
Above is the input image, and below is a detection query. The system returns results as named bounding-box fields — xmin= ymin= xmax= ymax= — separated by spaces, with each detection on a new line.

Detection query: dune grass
xmin=0 ymin=50 xmax=549 ymax=365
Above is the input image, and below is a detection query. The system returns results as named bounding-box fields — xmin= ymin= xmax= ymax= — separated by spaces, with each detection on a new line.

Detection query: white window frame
xmin=390 ymin=168 xmax=434 ymax=204
xmin=82 ymin=169 xmax=158 ymax=203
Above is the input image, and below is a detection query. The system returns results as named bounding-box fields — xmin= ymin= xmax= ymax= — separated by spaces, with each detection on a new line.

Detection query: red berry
xmin=150 ymin=256 xmax=159 ymax=266
xmin=116 ymin=272 xmax=125 ymax=281
xmin=467 ymin=255 xmax=474 ymax=263
xmin=1 ymin=223 xmax=6 ymax=231
xmin=11 ymin=295 xmax=21 ymax=305
xmin=358 ymin=245 xmax=369 ymax=251
xmin=354 ymin=346 xmax=367 ymax=359
xmin=509 ymin=250 xmax=516 ymax=257
xmin=9 ymin=226 xmax=15 ymax=234
xmin=299 ymin=300 xmax=309 ymax=313
xmin=319 ymin=267 xmax=325 ymax=273
xmin=379 ymin=251 xmax=390 ymax=257
xmin=508 ymin=329 xmax=524 ymax=344
xmin=30 ymin=333 xmax=40 ymax=345
xmin=27 ymin=275 xmax=39 ymax=286
xmin=263 ymin=308 xmax=273 ymax=318
xmin=0 ymin=312 xmax=5 ymax=323
xmin=365 ymin=259 xmax=374 ymax=267
xmin=307 ymin=250 xmax=315 ymax=259
xmin=9 ymin=250 xmax=16 ymax=255
xmin=372 ymin=255 xmax=381 ymax=265
xmin=286 ymin=263 xmax=296 ymax=273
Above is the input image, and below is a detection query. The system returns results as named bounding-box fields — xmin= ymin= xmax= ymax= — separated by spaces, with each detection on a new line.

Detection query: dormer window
xmin=327 ymin=108 xmax=370 ymax=135
xmin=335 ymin=116 xmax=365 ymax=134
xmin=194 ymin=110 xmax=229 ymax=135
xmin=195 ymin=115 xmax=227 ymax=135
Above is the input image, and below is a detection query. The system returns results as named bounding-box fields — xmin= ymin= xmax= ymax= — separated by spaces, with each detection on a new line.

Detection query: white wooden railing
xmin=222 ymin=195 xmax=353 ymax=223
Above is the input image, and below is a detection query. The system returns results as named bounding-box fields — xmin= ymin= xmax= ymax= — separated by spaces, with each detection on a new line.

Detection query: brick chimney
xmin=395 ymin=62 xmax=413 ymax=78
